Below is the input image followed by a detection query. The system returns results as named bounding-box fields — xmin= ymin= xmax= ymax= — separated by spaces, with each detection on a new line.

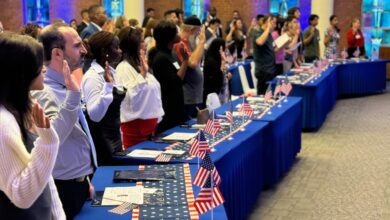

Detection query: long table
xmin=110 ymin=97 xmax=302 ymax=220
xmin=336 ymin=60 xmax=387 ymax=96
xmin=216 ymin=97 xmax=302 ymax=186
xmin=75 ymin=165 xmax=228 ymax=220
xmin=230 ymin=60 xmax=388 ymax=130
xmin=291 ymin=66 xmax=339 ymax=130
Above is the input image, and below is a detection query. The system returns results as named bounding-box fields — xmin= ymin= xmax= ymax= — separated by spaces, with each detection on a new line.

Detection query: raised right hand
xmin=178 ymin=43 xmax=189 ymax=61
xmin=32 ymin=102 xmax=50 ymax=129
xmin=63 ymin=60 xmax=80 ymax=91
xmin=104 ymin=61 xmax=114 ymax=83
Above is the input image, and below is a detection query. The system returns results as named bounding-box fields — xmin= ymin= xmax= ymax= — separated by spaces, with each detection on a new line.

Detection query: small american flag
xmin=194 ymin=176 xmax=225 ymax=215
xmin=155 ymin=153 xmax=173 ymax=162
xmin=240 ymin=99 xmax=254 ymax=117
xmin=189 ymin=131 xmax=210 ymax=158
xmin=193 ymin=153 xmax=221 ymax=187
xmin=204 ymin=112 xmax=221 ymax=136
xmin=274 ymin=80 xmax=282 ymax=97
xmin=226 ymin=102 xmax=234 ymax=123
xmin=281 ymin=77 xmax=292 ymax=96
xmin=264 ymin=84 xmax=273 ymax=101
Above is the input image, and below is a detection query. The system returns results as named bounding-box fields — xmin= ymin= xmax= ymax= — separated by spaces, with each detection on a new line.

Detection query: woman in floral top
xmin=324 ymin=15 xmax=340 ymax=58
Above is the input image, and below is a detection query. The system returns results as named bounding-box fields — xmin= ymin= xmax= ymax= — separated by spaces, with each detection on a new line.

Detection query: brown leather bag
xmin=196 ymin=108 xmax=210 ymax=124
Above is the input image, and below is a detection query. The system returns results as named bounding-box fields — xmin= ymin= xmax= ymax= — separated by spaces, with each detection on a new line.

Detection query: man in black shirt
xmin=252 ymin=15 xmax=279 ymax=94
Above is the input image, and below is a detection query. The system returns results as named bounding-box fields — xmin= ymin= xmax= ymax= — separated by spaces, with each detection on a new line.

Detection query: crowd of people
xmin=0 ymin=4 xmax=367 ymax=220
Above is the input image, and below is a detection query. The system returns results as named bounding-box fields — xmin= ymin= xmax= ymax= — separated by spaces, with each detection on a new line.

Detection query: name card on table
xmin=162 ymin=132 xmax=198 ymax=141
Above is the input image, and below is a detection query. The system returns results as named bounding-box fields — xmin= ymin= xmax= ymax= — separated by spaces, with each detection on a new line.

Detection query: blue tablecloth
xmin=228 ymin=61 xmax=253 ymax=95
xmin=336 ymin=60 xmax=387 ymax=96
xmin=259 ymin=97 xmax=302 ymax=185
xmin=216 ymin=97 xmax=302 ymax=185
xmin=75 ymin=165 xmax=228 ymax=220
xmin=114 ymin=120 xmax=269 ymax=220
xmin=291 ymin=66 xmax=338 ymax=130
xmin=231 ymin=60 xmax=388 ymax=130
xmin=110 ymin=97 xmax=303 ymax=220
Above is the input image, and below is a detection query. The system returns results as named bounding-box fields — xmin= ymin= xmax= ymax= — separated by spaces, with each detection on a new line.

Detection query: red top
xmin=173 ymin=38 xmax=192 ymax=64
xmin=346 ymin=28 xmax=365 ymax=48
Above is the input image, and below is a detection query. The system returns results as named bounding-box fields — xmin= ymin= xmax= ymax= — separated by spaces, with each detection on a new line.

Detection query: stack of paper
xmin=162 ymin=132 xmax=198 ymax=141
xmin=102 ymin=186 xmax=144 ymax=206
xmin=127 ymin=149 xmax=163 ymax=158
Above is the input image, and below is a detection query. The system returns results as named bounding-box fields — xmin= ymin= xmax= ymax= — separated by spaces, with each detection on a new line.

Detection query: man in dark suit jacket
xmin=80 ymin=5 xmax=107 ymax=39
xmin=77 ymin=9 xmax=90 ymax=35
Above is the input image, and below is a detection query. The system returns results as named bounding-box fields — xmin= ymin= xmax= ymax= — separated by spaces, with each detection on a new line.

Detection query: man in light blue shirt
xmin=31 ymin=24 xmax=95 ymax=219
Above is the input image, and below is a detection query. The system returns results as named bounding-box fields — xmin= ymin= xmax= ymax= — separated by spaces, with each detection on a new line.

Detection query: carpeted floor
xmin=248 ymin=89 xmax=390 ymax=220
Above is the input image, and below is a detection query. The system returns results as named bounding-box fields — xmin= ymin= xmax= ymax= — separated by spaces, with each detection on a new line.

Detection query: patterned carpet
xmin=248 ymin=89 xmax=390 ymax=220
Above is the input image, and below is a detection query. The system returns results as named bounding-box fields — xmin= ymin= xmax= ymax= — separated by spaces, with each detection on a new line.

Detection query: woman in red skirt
xmin=116 ymin=27 xmax=164 ymax=149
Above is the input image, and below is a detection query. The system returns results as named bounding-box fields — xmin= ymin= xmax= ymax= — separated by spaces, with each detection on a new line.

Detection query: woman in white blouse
xmin=116 ymin=27 xmax=164 ymax=148
xmin=81 ymin=31 xmax=125 ymax=165
xmin=0 ymin=33 xmax=65 ymax=219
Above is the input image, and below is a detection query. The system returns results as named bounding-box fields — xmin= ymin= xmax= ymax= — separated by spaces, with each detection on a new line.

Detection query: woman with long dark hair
xmin=150 ymin=20 xmax=189 ymax=133
xmin=81 ymin=31 xmax=125 ymax=164
xmin=203 ymin=38 xmax=228 ymax=103
xmin=0 ymin=32 xmax=65 ymax=219
xmin=226 ymin=18 xmax=246 ymax=59
xmin=116 ymin=27 xmax=164 ymax=148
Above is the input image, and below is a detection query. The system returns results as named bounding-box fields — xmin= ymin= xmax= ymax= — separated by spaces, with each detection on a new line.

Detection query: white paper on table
xmin=162 ymin=132 xmax=198 ymax=141
xmin=232 ymin=112 xmax=242 ymax=117
xmin=102 ymin=186 xmax=144 ymax=206
xmin=220 ymin=122 xmax=231 ymax=126
xmin=274 ymin=33 xmax=290 ymax=49
xmin=191 ymin=124 xmax=206 ymax=129
xmin=164 ymin=149 xmax=186 ymax=155
xmin=247 ymin=97 xmax=265 ymax=102
xmin=127 ymin=149 xmax=163 ymax=158
xmin=288 ymin=41 xmax=302 ymax=51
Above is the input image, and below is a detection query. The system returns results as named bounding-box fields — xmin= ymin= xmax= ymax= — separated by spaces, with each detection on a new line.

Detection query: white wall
xmin=124 ymin=0 xmax=144 ymax=24
xmin=311 ymin=0 xmax=334 ymax=58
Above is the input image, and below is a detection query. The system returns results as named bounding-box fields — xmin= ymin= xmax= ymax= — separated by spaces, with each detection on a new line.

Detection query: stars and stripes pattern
xmin=281 ymin=77 xmax=292 ymax=96
xmin=194 ymin=176 xmax=225 ymax=215
xmin=264 ymin=84 xmax=273 ymax=101
xmin=189 ymin=131 xmax=210 ymax=159
xmin=204 ymin=113 xmax=221 ymax=136
xmin=193 ymin=153 xmax=221 ymax=187
xmin=155 ymin=153 xmax=173 ymax=162
xmin=240 ymin=99 xmax=254 ymax=117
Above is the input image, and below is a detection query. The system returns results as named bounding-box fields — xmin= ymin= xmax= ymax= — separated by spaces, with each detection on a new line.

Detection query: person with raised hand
xmin=150 ymin=20 xmax=189 ymax=133
xmin=173 ymin=16 xmax=206 ymax=119
xmin=253 ymin=15 xmax=279 ymax=94
xmin=0 ymin=32 xmax=65 ymax=219
xmin=31 ymin=24 xmax=96 ymax=219
xmin=81 ymin=31 xmax=125 ymax=164
xmin=116 ymin=27 xmax=164 ymax=148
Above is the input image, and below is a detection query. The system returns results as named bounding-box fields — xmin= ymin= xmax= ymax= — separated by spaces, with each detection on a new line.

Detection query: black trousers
xmin=54 ymin=178 xmax=89 ymax=220
xmin=347 ymin=47 xmax=365 ymax=58
xmin=256 ymin=70 xmax=275 ymax=95
xmin=275 ymin=64 xmax=284 ymax=76
xmin=304 ymin=56 xmax=319 ymax=63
